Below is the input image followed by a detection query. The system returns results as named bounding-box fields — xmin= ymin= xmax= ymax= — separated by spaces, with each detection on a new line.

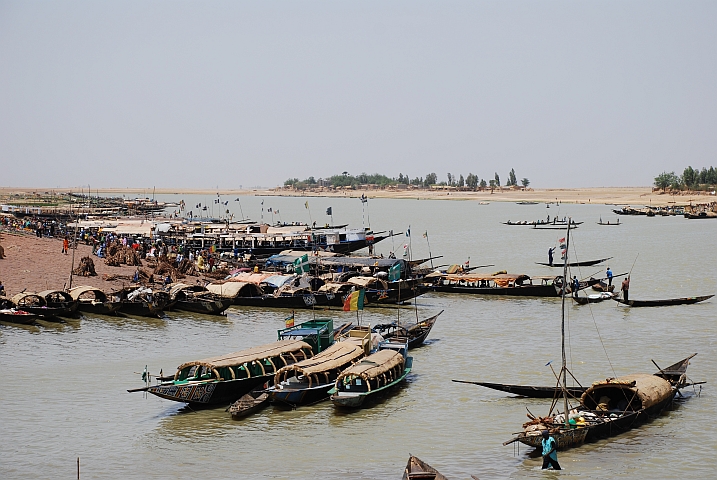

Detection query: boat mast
xmin=560 ymin=220 xmax=571 ymax=427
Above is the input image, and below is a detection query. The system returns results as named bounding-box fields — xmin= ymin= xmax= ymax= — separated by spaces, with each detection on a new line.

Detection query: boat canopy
xmin=11 ymin=292 xmax=45 ymax=306
xmin=435 ymin=273 xmax=531 ymax=286
xmin=347 ymin=276 xmax=384 ymax=288
xmin=336 ymin=349 xmax=404 ymax=383
xmin=37 ymin=290 xmax=73 ymax=302
xmin=176 ymin=340 xmax=313 ymax=372
xmin=581 ymin=374 xmax=672 ymax=411
xmin=274 ymin=342 xmax=363 ymax=384
xmin=69 ymin=286 xmax=109 ymax=302
xmin=206 ymin=282 xmax=262 ymax=298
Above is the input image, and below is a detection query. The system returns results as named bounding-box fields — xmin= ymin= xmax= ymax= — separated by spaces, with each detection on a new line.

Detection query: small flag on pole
xmin=267 ymin=207 xmax=272 ymax=212
xmin=558 ymin=237 xmax=565 ymax=243
xmin=285 ymin=312 xmax=295 ymax=328
xmin=343 ymin=289 xmax=365 ymax=311
xmin=423 ymin=231 xmax=428 ymax=238
xmin=406 ymin=227 xmax=411 ymax=237
xmin=305 ymin=201 xmax=309 ymax=209
xmin=142 ymin=365 xmax=148 ymax=382
xmin=326 ymin=207 xmax=332 ymax=215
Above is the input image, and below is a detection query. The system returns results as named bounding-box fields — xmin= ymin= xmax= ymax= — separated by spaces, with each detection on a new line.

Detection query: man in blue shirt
xmin=606 ymin=267 xmax=613 ymax=287
xmin=541 ymin=430 xmax=561 ymax=470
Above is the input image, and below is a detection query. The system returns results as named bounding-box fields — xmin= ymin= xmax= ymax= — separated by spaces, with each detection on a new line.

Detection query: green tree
xmin=466 ymin=173 xmax=478 ymax=189
xmin=507 ymin=168 xmax=517 ymax=186
xmin=424 ymin=172 xmax=437 ymax=186
xmin=682 ymin=166 xmax=697 ymax=188
xmin=479 ymin=178 xmax=487 ymax=189
xmin=654 ymin=171 xmax=678 ymax=191
xmin=494 ymin=173 xmax=500 ymax=188
xmin=489 ymin=179 xmax=496 ymax=192
xmin=458 ymin=174 xmax=465 ymax=187
xmin=521 ymin=178 xmax=530 ymax=188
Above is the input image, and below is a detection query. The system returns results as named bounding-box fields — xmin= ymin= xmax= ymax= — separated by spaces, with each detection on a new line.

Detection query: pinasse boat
xmin=268 ymin=341 xmax=365 ymax=407
xmin=135 ymin=340 xmax=313 ymax=406
xmin=329 ymin=339 xmax=412 ymax=408
xmin=69 ymin=286 xmax=122 ymax=315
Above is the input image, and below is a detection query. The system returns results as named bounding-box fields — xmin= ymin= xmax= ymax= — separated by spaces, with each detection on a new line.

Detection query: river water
xmin=2 ymin=196 xmax=715 ymax=479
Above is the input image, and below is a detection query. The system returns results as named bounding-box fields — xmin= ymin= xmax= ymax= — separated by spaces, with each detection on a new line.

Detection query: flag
xmin=326 ymin=207 xmax=332 ymax=215
xmin=558 ymin=237 xmax=565 ymax=243
xmin=343 ymin=289 xmax=365 ymax=311
xmin=267 ymin=207 xmax=272 ymax=212
xmin=423 ymin=231 xmax=428 ymax=238
xmin=261 ymin=199 xmax=264 ymax=205
xmin=293 ymin=254 xmax=310 ymax=274
xmin=305 ymin=201 xmax=309 ymax=209
xmin=406 ymin=227 xmax=411 ymax=237
xmin=285 ymin=312 xmax=295 ymax=328
xmin=388 ymin=262 xmax=401 ymax=281
xmin=275 ymin=209 xmax=279 ymax=214
xmin=360 ymin=194 xmax=367 ymax=204
xmin=141 ymin=365 xmax=148 ymax=382
xmin=210 ymin=245 xmax=216 ymax=253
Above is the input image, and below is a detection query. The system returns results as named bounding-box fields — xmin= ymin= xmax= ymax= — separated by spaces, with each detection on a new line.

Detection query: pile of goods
xmin=73 ymin=256 xmax=97 ymax=276
xmin=105 ymin=241 xmax=142 ymax=267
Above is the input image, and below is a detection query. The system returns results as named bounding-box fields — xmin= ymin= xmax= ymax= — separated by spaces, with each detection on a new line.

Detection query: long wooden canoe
xmin=613 ymin=294 xmax=713 ymax=307
xmin=536 ymin=257 xmax=612 ymax=267
xmin=451 ymin=379 xmax=586 ymax=398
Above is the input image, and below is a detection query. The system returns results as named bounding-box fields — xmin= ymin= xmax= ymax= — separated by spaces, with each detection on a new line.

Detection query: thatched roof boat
xmin=167 ymin=283 xmax=232 ymax=315
xmin=137 ymin=340 xmax=314 ymax=406
xmin=0 ymin=308 xmax=39 ymax=325
xmin=37 ymin=290 xmax=78 ymax=318
xmin=329 ymin=341 xmax=412 ymax=408
xmin=10 ymin=292 xmax=66 ymax=321
xmin=269 ymin=342 xmax=364 ymax=407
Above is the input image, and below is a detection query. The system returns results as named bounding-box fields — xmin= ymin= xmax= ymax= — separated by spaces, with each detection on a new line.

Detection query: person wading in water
xmin=541 ymin=430 xmax=561 ymax=470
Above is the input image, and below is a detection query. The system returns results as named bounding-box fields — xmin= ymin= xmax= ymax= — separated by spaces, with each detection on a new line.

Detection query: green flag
xmin=293 ymin=254 xmax=310 ymax=274
xmin=388 ymin=262 xmax=401 ymax=281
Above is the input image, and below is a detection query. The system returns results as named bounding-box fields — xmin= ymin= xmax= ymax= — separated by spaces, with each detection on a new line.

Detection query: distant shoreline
xmin=1 ymin=186 xmax=714 ymax=206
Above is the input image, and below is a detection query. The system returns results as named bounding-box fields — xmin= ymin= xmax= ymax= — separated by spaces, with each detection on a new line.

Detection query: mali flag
xmin=343 ymin=289 xmax=365 ymax=311
xmin=285 ymin=312 xmax=295 ymax=328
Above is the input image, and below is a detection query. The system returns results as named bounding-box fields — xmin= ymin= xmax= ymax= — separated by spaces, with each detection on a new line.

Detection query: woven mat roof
xmin=177 ymin=339 xmax=312 ymax=371
xmin=337 ymin=349 xmax=403 ymax=381
xmin=276 ymin=342 xmax=363 ymax=378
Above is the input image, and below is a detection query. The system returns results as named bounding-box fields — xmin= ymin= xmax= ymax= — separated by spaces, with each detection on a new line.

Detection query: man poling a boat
xmin=541 ymin=430 xmax=561 ymax=470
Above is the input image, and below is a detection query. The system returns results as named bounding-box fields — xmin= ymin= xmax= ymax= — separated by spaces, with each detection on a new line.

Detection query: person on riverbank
xmin=541 ymin=430 xmax=561 ymax=470
xmin=62 ymin=236 xmax=69 ymax=255
xmin=606 ymin=267 xmax=613 ymax=287
xmin=621 ymin=276 xmax=630 ymax=302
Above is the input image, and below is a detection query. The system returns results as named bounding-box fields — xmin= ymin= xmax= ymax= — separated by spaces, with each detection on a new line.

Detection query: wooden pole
xmin=77 ymin=457 xmax=80 ymax=479
xmin=561 ymin=221 xmax=571 ymax=426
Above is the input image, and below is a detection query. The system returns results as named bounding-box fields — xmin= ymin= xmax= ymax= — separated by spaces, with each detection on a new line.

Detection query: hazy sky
xmin=1 ymin=1 xmax=715 ymax=189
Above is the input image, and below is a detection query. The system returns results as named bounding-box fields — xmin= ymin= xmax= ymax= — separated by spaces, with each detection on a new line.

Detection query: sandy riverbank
xmin=2 ymin=186 xmax=714 ymax=206
xmin=0 ymin=231 xmax=207 ymax=297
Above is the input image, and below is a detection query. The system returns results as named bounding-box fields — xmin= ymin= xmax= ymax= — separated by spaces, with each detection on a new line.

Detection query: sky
xmin=1 ymin=1 xmax=716 ymax=189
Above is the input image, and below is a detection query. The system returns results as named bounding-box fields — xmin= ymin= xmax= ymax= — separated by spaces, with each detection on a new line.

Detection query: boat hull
xmin=432 ymin=284 xmax=560 ymax=297
xmin=614 ymin=294 xmax=714 ymax=307
xmin=269 ymin=382 xmax=334 ymax=406
xmin=118 ymin=300 xmax=166 ymax=317
xmin=0 ymin=311 xmax=39 ymax=325
xmin=76 ymin=301 xmax=122 ymax=315
xmin=232 ymin=294 xmax=329 ymax=309
xmin=148 ymin=376 xmax=270 ymax=406
xmin=171 ymin=298 xmax=232 ymax=315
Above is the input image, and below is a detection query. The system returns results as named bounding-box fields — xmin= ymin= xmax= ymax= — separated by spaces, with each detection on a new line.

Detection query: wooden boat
xmin=536 ymin=257 xmax=612 ymax=267
xmin=0 ymin=308 xmax=39 ymax=325
xmin=613 ymin=294 xmax=713 ymax=307
xmin=428 ymin=272 xmax=566 ymax=297
xmin=453 ymin=355 xmax=694 ymax=400
xmin=591 ymin=279 xmax=615 ymax=292
xmin=133 ymin=339 xmax=314 ymax=406
xmin=507 ymin=358 xmax=695 ymax=450
xmin=167 ymin=283 xmax=232 ymax=315
xmin=684 ymin=211 xmax=717 ymax=219
xmin=69 ymin=286 xmax=122 ymax=315
xmin=10 ymin=293 xmax=67 ymax=321
xmin=597 ymin=220 xmax=621 ymax=225
xmin=229 ymin=389 xmax=270 ymax=419
xmin=329 ymin=339 xmax=412 ymax=408
xmin=573 ymin=292 xmax=617 ymax=305
xmin=268 ymin=341 xmax=365 ymax=407
xmin=321 ymin=277 xmax=429 ymax=306
xmin=402 ymin=455 xmax=448 ymax=480
xmin=372 ymin=310 xmax=442 ymax=349
xmin=38 ymin=290 xmax=79 ymax=318
xmin=452 ymin=380 xmax=587 ymax=398
xmin=113 ymin=287 xmax=169 ymax=317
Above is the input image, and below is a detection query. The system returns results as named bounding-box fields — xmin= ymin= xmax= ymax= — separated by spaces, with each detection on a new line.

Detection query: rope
xmin=568 ymin=234 xmax=618 ymax=379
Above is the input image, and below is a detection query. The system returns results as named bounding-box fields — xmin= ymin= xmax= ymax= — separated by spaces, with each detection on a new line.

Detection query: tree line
xmin=285 ymin=169 xmax=530 ymax=190
xmin=654 ymin=166 xmax=717 ymax=191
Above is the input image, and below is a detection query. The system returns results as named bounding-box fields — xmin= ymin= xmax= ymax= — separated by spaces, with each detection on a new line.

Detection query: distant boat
xmin=613 ymin=294 xmax=713 ymax=307
xmin=402 ymin=455 xmax=448 ymax=480
xmin=536 ymin=257 xmax=612 ymax=268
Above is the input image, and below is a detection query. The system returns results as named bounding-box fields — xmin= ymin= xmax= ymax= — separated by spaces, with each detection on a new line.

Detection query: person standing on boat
xmin=572 ymin=276 xmax=580 ymax=298
xmin=621 ymin=276 xmax=630 ymax=302
xmin=541 ymin=430 xmax=561 ymax=470
xmin=548 ymin=247 xmax=555 ymax=266
xmin=606 ymin=267 xmax=613 ymax=287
